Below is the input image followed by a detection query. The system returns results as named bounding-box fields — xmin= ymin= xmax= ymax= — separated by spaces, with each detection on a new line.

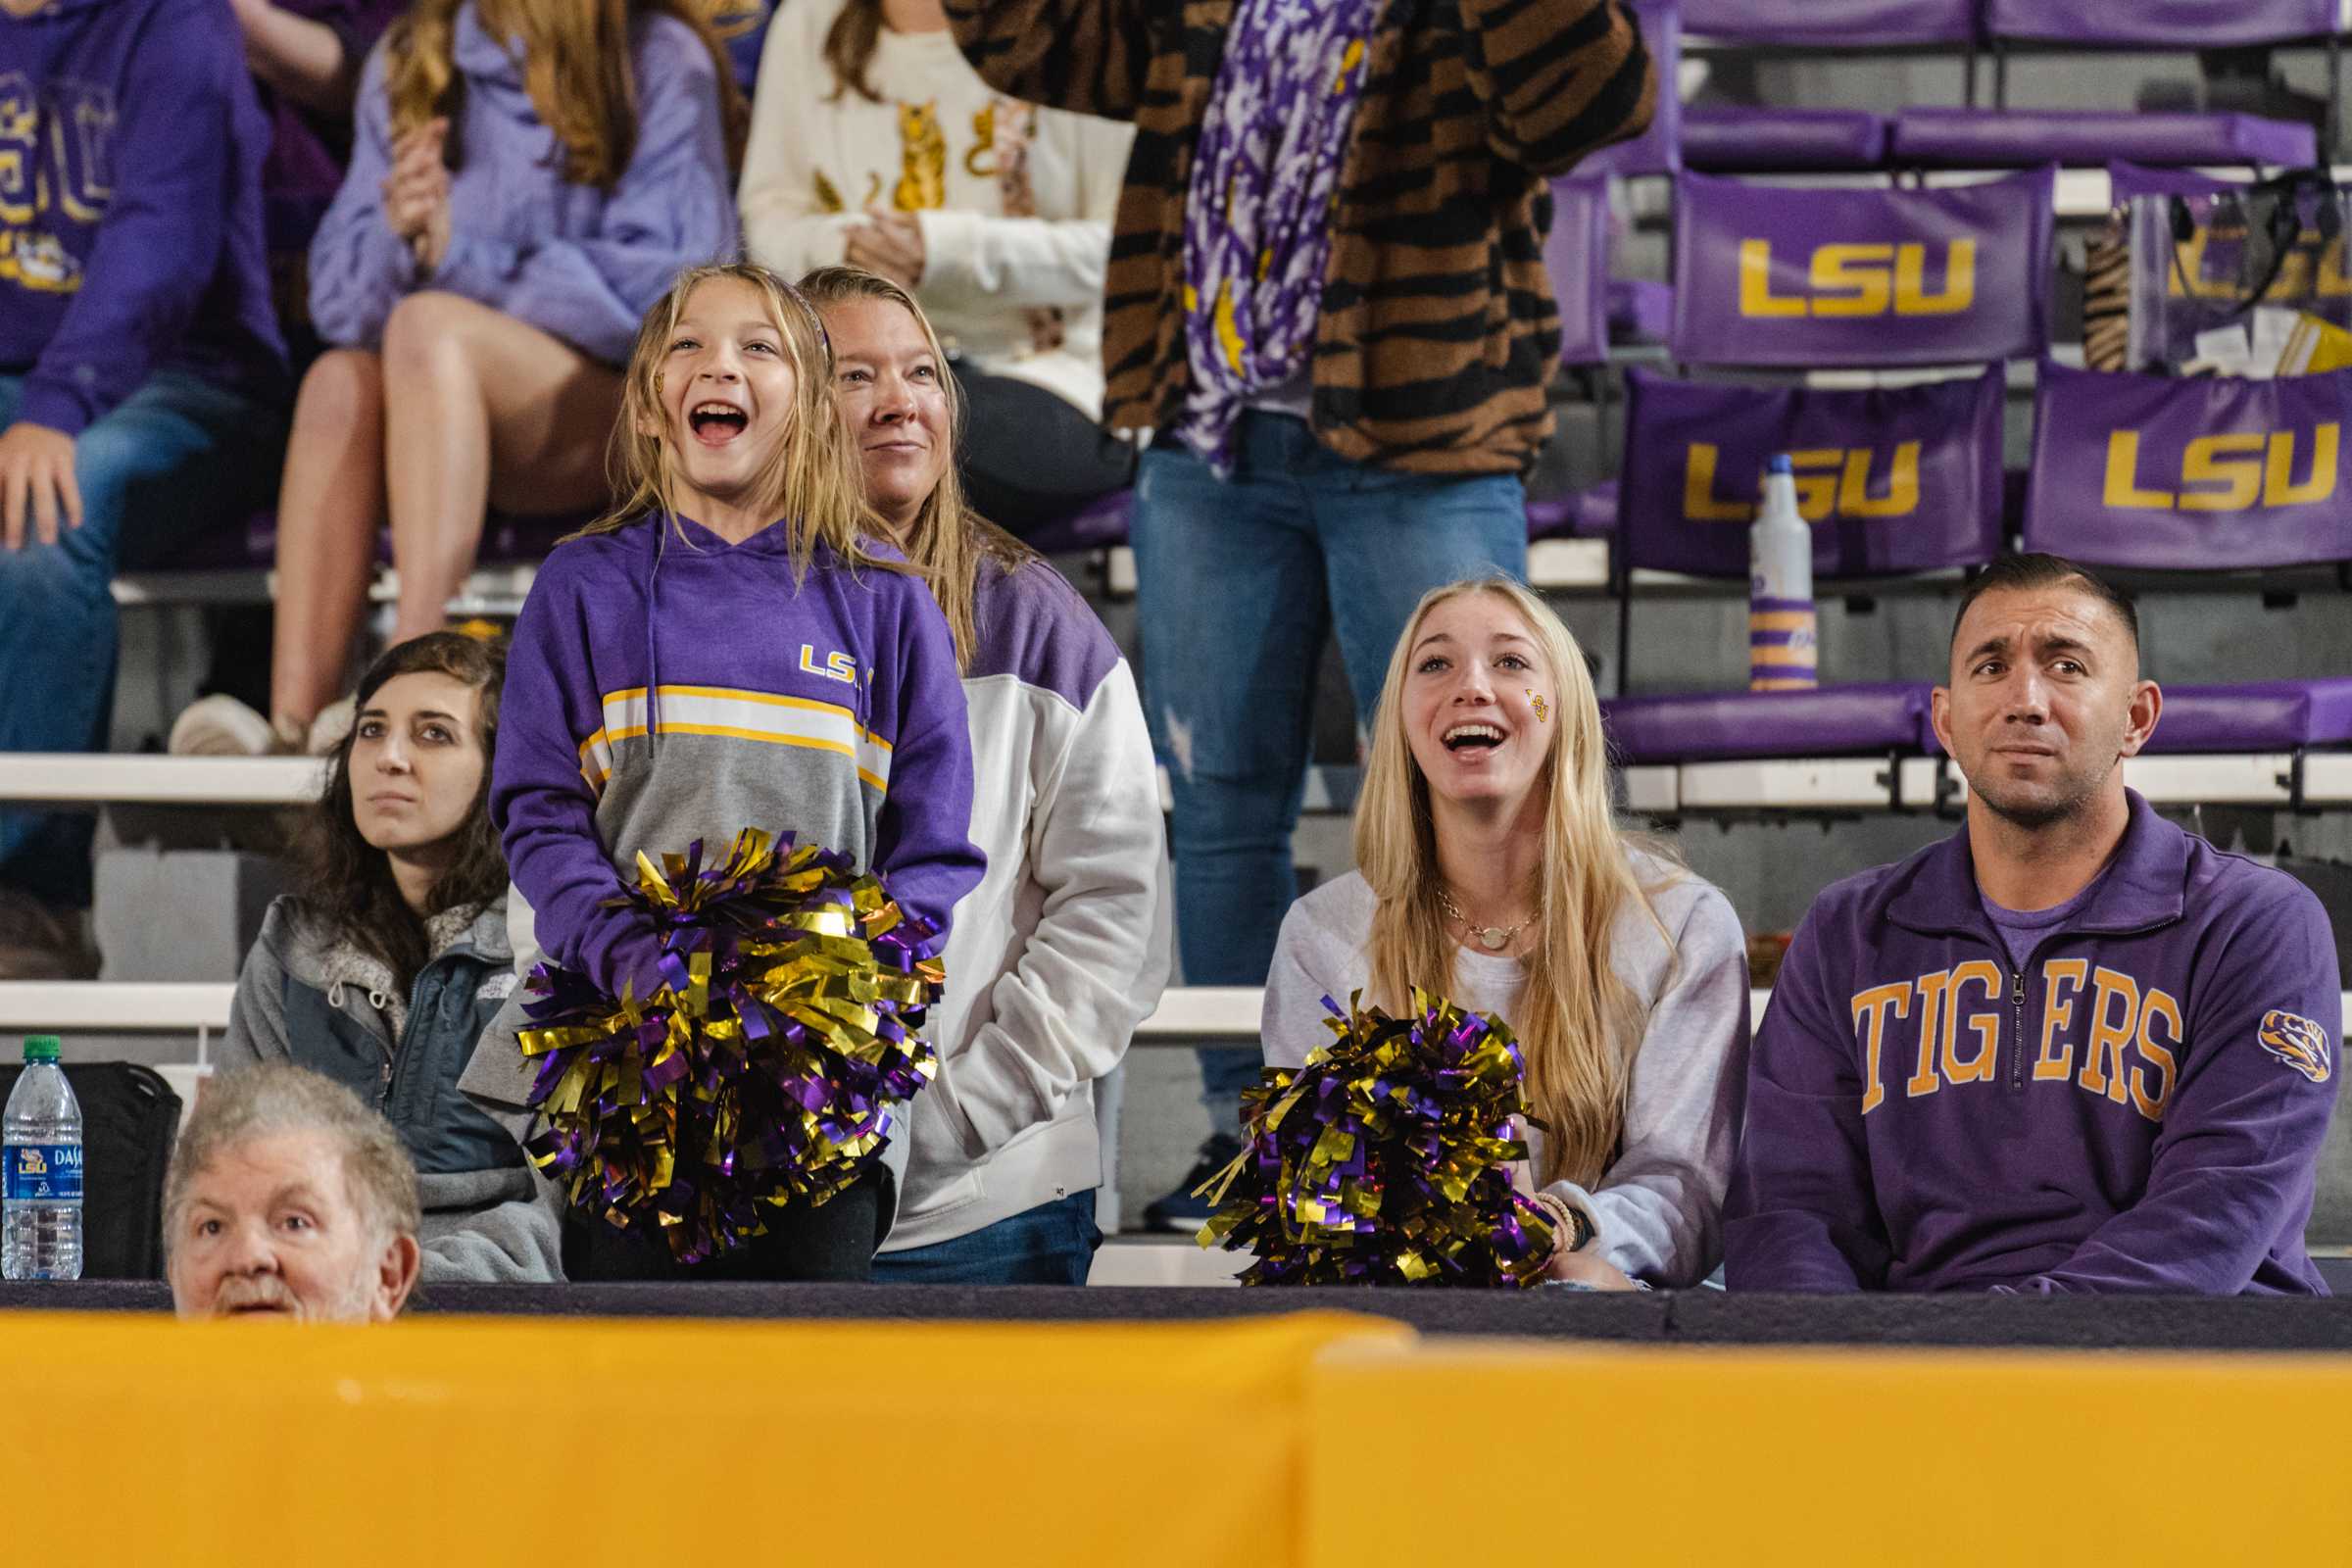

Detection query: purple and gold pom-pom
xmin=515 ymin=829 xmax=944 ymax=1264
xmin=1196 ymin=988 xmax=1557 ymax=1288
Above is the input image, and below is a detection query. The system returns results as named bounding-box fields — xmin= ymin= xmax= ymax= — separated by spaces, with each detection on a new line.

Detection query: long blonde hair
xmin=385 ymin=0 xmax=748 ymax=189
xmin=797 ymin=266 xmax=1039 ymax=670
xmin=1354 ymin=577 xmax=1678 ymax=1188
xmin=575 ymin=262 xmax=897 ymax=582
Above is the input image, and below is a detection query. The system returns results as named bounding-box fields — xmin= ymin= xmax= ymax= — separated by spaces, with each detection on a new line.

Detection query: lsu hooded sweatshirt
xmin=0 ymin=0 xmax=285 ymax=433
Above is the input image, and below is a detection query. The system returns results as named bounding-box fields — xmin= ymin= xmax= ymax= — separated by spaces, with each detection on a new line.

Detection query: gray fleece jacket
xmin=222 ymin=896 xmax=564 ymax=1282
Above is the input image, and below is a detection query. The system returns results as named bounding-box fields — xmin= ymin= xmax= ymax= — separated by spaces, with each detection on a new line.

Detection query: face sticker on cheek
xmin=1529 ymin=692 xmax=1548 ymax=722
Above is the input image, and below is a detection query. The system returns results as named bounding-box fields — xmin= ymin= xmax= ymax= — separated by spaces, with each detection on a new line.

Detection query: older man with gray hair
xmin=165 ymin=1063 xmax=422 ymax=1322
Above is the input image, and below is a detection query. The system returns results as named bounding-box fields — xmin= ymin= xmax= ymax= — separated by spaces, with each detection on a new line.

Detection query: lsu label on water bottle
xmin=4 ymin=1144 xmax=82 ymax=1202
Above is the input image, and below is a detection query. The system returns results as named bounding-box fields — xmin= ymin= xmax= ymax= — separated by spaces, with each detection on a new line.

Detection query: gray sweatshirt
xmin=1259 ymin=858 xmax=1750 ymax=1288
xmin=223 ymin=897 xmax=564 ymax=1283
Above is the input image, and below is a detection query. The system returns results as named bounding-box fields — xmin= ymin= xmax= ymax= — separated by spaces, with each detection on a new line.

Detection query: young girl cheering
xmin=466 ymin=262 xmax=985 ymax=1282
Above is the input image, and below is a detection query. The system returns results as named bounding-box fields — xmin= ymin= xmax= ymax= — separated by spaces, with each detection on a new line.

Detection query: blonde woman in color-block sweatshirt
xmin=805 ymin=266 xmax=1170 ymax=1283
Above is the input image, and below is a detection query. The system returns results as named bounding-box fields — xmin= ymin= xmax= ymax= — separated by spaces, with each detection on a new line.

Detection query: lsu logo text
xmin=1739 ymin=240 xmax=1976 ymax=318
xmin=2101 ymin=425 xmax=2339 ymax=512
xmin=2259 ymin=1008 xmax=2332 ymax=1084
xmin=1853 ymin=961 xmax=2181 ymax=1124
xmin=0 ymin=72 xmax=117 ymax=296
xmin=799 ymin=645 xmax=858 ymax=685
xmin=2169 ymin=227 xmax=2351 ymax=303
xmin=1683 ymin=442 xmax=1920 ymax=523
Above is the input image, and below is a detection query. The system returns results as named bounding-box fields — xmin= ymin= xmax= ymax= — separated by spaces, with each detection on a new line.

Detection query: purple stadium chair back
xmin=1544 ymin=176 xmax=1614 ymax=368
xmin=1670 ymin=169 xmax=2055 ymax=368
xmin=1619 ymin=367 xmax=2006 ymax=578
xmin=2024 ymin=359 xmax=2352 ymax=570
xmin=2110 ymin=162 xmax=2352 ymax=372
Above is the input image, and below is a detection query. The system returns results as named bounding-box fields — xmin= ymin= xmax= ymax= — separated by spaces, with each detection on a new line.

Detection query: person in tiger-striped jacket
xmin=945 ymin=0 xmax=1654 ymax=1226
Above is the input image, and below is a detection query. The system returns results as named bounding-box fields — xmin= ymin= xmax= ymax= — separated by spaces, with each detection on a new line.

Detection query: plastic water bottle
xmin=4 ymin=1036 xmax=83 ymax=1281
xmin=1748 ymin=454 xmax=1818 ymax=692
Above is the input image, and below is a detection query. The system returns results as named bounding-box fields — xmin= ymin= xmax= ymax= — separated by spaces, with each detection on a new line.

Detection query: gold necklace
xmin=1437 ymin=888 xmax=1540 ymax=952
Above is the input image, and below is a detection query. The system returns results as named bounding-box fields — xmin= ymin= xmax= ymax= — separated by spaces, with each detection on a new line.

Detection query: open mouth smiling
xmin=688 ymin=401 xmax=749 ymax=444
xmin=1442 ymin=723 xmax=1505 ymax=753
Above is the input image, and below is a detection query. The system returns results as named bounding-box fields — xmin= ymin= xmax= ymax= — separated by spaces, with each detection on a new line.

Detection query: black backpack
xmin=0 ymin=1062 xmax=182 ymax=1279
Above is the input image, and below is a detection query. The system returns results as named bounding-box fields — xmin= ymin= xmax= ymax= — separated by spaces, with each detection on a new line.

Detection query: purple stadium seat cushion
xmin=1601 ymin=682 xmax=1935 ymax=764
xmin=1681 ymin=0 xmax=1976 ymax=45
xmin=2142 ymin=680 xmax=2352 ymax=754
xmin=1888 ymin=109 xmax=2317 ymax=170
xmin=1683 ymin=108 xmax=1888 ymax=173
xmin=1982 ymin=0 xmax=2334 ymax=48
xmin=1526 ymin=479 xmax=1618 ymax=541
xmin=1016 ymin=487 xmax=1133 ymax=555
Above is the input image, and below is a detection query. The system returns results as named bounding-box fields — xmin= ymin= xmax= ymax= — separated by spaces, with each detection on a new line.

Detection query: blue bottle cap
xmin=1767 ymin=454 xmax=1794 ymax=475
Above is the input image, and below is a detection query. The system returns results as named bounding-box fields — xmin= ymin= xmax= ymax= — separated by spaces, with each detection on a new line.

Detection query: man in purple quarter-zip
xmin=1726 ymin=554 xmax=2341 ymax=1295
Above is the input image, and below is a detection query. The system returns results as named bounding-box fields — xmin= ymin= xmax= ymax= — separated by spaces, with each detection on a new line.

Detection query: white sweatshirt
xmin=738 ymin=0 xmax=1134 ymax=420
xmin=1259 ymin=860 xmax=1751 ymax=1288
xmin=882 ymin=558 xmax=1172 ymax=1250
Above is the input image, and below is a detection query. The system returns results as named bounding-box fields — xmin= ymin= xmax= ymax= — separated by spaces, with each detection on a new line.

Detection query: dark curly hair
xmin=298 ymin=632 xmax=509 ymax=989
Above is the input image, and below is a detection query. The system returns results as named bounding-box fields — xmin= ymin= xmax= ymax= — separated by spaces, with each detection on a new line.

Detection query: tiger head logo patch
xmin=2259 ymin=1009 xmax=2332 ymax=1084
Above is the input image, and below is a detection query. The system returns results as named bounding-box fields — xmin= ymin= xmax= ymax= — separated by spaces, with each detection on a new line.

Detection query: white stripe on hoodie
xmin=882 ymin=556 xmax=1171 ymax=1250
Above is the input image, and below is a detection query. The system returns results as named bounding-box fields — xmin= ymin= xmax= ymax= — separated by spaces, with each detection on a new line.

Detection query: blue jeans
xmin=1133 ymin=416 xmax=1528 ymax=1132
xmin=870 ymin=1190 xmax=1103 ymax=1285
xmin=0 ymin=370 xmax=280 ymax=908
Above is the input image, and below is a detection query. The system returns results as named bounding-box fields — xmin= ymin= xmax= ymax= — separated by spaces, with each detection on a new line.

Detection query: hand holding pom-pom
xmin=1196 ymin=988 xmax=1558 ymax=1288
xmin=515 ymin=829 xmax=944 ymax=1264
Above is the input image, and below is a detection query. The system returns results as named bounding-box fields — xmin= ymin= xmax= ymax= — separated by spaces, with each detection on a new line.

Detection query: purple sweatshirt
xmin=491 ymin=514 xmax=985 ymax=1012
xmin=309 ymin=5 xmax=737 ymax=366
xmin=1726 ymin=793 xmax=2339 ymax=1296
xmin=0 ymin=0 xmax=285 ymax=434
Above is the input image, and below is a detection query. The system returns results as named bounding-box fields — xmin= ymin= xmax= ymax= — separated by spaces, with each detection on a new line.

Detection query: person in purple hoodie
xmin=456 ymin=262 xmax=985 ymax=1282
xmin=1726 ymin=554 xmax=2341 ymax=1296
xmin=0 ymin=0 xmax=289 ymax=978
xmin=169 ymin=0 xmax=746 ymax=761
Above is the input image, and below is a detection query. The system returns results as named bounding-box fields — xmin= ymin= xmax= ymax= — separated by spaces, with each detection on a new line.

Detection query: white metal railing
xmin=11 ymin=753 xmax=2349 ymax=818
xmin=7 ymin=984 xmax=2346 ymax=1064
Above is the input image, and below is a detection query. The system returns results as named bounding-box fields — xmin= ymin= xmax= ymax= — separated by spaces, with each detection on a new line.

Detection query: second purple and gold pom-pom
xmin=515 ymin=829 xmax=944 ymax=1264
xmin=1195 ymin=988 xmax=1557 ymax=1288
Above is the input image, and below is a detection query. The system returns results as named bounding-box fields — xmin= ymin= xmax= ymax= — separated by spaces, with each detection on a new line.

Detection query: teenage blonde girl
xmin=173 ymin=0 xmax=746 ymax=758
xmin=1260 ymin=577 xmax=1749 ymax=1289
xmin=461 ymin=261 xmax=985 ymax=1282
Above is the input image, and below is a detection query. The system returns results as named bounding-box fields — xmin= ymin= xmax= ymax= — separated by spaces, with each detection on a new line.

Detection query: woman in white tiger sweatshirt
xmin=803 ymin=267 xmax=1170 ymax=1284
xmin=741 ymin=0 xmax=1136 ymax=537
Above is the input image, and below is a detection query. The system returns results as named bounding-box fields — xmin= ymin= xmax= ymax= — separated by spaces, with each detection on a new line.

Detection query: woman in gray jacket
xmin=221 ymin=631 xmax=559 ymax=1281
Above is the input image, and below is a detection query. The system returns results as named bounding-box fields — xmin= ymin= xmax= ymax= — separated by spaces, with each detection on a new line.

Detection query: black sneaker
xmin=1140 ymin=1132 xmax=1246 ymax=1234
